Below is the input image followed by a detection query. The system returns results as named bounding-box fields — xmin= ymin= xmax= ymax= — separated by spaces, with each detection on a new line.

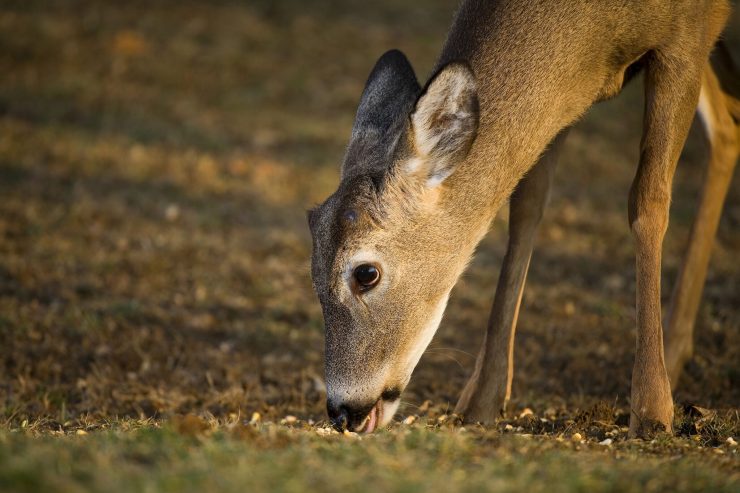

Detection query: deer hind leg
xmin=627 ymin=51 xmax=704 ymax=438
xmin=455 ymin=130 xmax=567 ymax=424
xmin=664 ymin=60 xmax=739 ymax=390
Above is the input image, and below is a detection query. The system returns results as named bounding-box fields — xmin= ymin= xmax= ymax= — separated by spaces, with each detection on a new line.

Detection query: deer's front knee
xmin=627 ymin=184 xmax=671 ymax=242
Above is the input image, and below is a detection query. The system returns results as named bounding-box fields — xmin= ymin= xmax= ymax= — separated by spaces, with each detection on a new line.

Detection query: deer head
xmin=308 ymin=50 xmax=480 ymax=432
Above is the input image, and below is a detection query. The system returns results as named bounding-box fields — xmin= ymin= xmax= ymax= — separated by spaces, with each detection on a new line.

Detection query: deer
xmin=308 ymin=0 xmax=739 ymax=438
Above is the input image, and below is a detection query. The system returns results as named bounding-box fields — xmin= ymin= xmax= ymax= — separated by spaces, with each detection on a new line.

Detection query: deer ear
xmin=342 ymin=50 xmax=421 ymax=179
xmin=409 ymin=62 xmax=478 ymax=187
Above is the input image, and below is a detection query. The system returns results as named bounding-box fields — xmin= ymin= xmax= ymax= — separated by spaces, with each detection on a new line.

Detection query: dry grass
xmin=0 ymin=0 xmax=739 ymax=491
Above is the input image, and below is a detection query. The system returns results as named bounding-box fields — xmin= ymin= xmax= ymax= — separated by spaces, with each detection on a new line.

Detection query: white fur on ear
xmin=410 ymin=62 xmax=479 ymax=187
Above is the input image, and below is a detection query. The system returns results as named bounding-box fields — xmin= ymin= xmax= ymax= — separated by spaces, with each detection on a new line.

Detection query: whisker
xmin=423 ymin=350 xmax=465 ymax=370
xmin=424 ymin=346 xmax=477 ymax=359
xmin=399 ymin=401 xmax=421 ymax=410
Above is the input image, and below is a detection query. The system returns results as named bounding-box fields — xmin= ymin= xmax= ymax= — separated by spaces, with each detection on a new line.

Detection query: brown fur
xmin=309 ymin=0 xmax=737 ymax=437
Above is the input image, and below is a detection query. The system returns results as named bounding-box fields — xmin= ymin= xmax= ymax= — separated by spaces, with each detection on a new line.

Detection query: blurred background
xmin=0 ymin=0 xmax=738 ymax=428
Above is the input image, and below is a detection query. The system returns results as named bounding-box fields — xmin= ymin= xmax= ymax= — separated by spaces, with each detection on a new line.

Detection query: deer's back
xmin=434 ymin=0 xmax=730 ymax=173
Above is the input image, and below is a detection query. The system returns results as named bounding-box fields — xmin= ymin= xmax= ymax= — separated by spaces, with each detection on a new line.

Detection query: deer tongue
xmin=362 ymin=401 xmax=381 ymax=433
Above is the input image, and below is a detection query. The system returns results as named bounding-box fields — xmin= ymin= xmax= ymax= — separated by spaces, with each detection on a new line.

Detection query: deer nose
xmin=327 ymin=399 xmax=375 ymax=432
xmin=327 ymin=400 xmax=349 ymax=431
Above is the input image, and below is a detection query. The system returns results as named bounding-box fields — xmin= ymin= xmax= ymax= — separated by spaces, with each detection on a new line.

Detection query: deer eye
xmin=353 ymin=264 xmax=380 ymax=291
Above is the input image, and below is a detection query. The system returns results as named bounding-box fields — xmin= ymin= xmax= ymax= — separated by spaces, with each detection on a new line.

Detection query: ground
xmin=0 ymin=1 xmax=739 ymax=491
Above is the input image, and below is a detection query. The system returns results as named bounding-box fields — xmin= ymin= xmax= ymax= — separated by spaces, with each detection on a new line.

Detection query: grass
xmin=1 ymin=418 xmax=738 ymax=493
xmin=0 ymin=0 xmax=739 ymax=491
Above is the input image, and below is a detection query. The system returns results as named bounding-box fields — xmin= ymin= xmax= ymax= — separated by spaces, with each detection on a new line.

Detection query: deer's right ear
xmin=342 ymin=50 xmax=421 ymax=179
xmin=408 ymin=62 xmax=479 ymax=187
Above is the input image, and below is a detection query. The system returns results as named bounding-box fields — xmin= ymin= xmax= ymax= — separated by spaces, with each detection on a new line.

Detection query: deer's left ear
xmin=409 ymin=62 xmax=479 ymax=187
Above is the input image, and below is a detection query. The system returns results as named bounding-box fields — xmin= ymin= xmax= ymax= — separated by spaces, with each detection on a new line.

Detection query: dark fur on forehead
xmin=308 ymin=173 xmax=384 ymax=242
xmin=334 ymin=173 xmax=386 ymax=226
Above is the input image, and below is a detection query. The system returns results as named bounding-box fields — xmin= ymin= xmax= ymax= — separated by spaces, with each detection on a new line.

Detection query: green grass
xmin=1 ymin=422 xmax=738 ymax=493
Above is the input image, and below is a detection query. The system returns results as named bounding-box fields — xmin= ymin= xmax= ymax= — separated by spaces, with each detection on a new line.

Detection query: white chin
xmin=379 ymin=399 xmax=400 ymax=427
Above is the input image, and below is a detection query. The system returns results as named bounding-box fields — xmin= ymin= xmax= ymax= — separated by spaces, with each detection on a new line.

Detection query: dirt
xmin=0 ymin=0 xmax=738 ymax=445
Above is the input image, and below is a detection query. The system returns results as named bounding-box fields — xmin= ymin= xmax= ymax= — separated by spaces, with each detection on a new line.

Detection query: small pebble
xmin=165 ymin=204 xmax=180 ymax=221
xmin=599 ymin=438 xmax=613 ymax=446
xmin=504 ymin=424 xmax=514 ymax=432
xmin=571 ymin=432 xmax=583 ymax=443
xmin=726 ymin=437 xmax=737 ymax=446
xmin=283 ymin=415 xmax=297 ymax=425
xmin=564 ymin=301 xmax=576 ymax=316
xmin=75 ymin=430 xmax=88 ymax=436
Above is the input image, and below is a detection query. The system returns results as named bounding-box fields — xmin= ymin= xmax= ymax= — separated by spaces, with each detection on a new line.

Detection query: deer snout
xmin=327 ymin=388 xmax=402 ymax=433
xmin=327 ymin=399 xmax=376 ymax=432
xmin=326 ymin=400 xmax=348 ymax=431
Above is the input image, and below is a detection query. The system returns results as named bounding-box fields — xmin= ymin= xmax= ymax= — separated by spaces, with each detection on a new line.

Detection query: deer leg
xmin=628 ymin=52 xmax=703 ymax=438
xmin=664 ymin=63 xmax=739 ymax=389
xmin=456 ymin=130 xmax=567 ymax=424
